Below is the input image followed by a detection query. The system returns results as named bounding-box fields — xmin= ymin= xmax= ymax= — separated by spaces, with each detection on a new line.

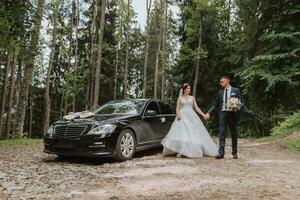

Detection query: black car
xmin=43 ymin=99 xmax=176 ymax=161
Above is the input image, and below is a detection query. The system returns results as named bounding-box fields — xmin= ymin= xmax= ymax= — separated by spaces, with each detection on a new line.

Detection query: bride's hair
xmin=182 ymin=83 xmax=191 ymax=94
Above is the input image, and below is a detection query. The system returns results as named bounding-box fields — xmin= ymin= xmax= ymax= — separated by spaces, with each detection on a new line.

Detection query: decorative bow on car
xmin=63 ymin=110 xmax=95 ymax=120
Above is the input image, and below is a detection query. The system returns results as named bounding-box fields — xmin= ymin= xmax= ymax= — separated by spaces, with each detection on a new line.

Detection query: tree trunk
xmin=72 ymin=0 xmax=79 ymax=112
xmin=89 ymin=0 xmax=98 ymax=108
xmin=123 ymin=0 xmax=131 ymax=99
xmin=43 ymin=0 xmax=59 ymax=135
xmin=60 ymin=96 xmax=64 ymax=119
xmin=154 ymin=0 xmax=163 ymax=99
xmin=114 ymin=44 xmax=120 ymax=100
xmin=161 ymin=1 xmax=168 ymax=100
xmin=63 ymin=96 xmax=68 ymax=116
xmin=226 ymin=0 xmax=231 ymax=48
xmin=89 ymin=70 xmax=95 ymax=108
xmin=142 ymin=0 xmax=152 ymax=99
xmin=5 ymin=53 xmax=17 ymax=139
xmin=12 ymin=58 xmax=23 ymax=136
xmin=0 ymin=53 xmax=11 ymax=138
xmin=28 ymin=86 xmax=33 ymax=138
xmin=14 ymin=0 xmax=45 ymax=137
xmin=93 ymin=0 xmax=106 ymax=107
xmin=64 ymin=0 xmax=75 ymax=115
xmin=193 ymin=17 xmax=202 ymax=97
xmin=114 ymin=5 xmax=124 ymax=101
xmin=84 ymin=57 xmax=90 ymax=110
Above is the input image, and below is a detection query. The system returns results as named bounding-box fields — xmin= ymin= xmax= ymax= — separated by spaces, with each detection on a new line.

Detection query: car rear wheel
xmin=115 ymin=129 xmax=136 ymax=161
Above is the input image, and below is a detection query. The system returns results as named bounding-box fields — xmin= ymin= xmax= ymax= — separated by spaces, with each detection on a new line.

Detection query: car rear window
xmin=159 ymin=102 xmax=174 ymax=114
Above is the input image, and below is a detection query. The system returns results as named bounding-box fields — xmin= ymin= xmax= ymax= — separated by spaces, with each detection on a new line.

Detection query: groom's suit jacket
xmin=208 ymin=87 xmax=244 ymax=115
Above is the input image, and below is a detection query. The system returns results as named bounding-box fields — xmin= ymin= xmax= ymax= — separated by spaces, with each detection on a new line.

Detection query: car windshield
xmin=94 ymin=100 xmax=146 ymax=115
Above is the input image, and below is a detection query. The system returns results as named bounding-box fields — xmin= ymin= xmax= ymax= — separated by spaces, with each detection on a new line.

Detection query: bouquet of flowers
xmin=226 ymin=93 xmax=241 ymax=112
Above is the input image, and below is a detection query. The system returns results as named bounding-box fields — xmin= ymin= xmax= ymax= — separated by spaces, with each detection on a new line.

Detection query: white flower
xmin=227 ymin=97 xmax=241 ymax=111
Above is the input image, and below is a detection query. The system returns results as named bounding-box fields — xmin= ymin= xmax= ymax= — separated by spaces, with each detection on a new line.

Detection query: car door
xmin=141 ymin=101 xmax=162 ymax=144
xmin=158 ymin=101 xmax=176 ymax=139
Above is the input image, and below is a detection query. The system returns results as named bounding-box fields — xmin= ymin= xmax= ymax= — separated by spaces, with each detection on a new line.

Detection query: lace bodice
xmin=179 ymin=95 xmax=194 ymax=110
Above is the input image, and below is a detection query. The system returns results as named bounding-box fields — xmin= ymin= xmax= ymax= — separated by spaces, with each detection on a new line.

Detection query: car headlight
xmin=86 ymin=124 xmax=117 ymax=137
xmin=46 ymin=125 xmax=54 ymax=137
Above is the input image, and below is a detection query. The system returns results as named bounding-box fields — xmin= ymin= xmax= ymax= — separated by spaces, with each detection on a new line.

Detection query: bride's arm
xmin=193 ymin=97 xmax=205 ymax=118
xmin=176 ymin=98 xmax=181 ymax=120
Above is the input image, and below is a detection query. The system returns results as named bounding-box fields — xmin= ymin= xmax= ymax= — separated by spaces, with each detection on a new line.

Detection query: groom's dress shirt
xmin=222 ymin=86 xmax=231 ymax=111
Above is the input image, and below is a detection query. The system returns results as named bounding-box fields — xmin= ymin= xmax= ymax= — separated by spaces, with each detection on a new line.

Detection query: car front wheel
xmin=115 ymin=129 xmax=136 ymax=161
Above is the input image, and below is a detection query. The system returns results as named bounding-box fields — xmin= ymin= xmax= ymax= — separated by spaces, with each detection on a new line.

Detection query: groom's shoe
xmin=233 ymin=155 xmax=238 ymax=159
xmin=215 ymin=155 xmax=224 ymax=159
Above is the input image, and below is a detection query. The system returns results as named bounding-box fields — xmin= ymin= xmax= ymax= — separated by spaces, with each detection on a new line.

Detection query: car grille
xmin=54 ymin=124 xmax=88 ymax=138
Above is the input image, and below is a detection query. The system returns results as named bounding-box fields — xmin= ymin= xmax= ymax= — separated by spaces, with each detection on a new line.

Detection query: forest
xmin=0 ymin=0 xmax=299 ymax=139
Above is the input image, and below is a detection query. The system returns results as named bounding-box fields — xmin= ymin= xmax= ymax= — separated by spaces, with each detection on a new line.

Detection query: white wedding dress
xmin=161 ymin=95 xmax=218 ymax=158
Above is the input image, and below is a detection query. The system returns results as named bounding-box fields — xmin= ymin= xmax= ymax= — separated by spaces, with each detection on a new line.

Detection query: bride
xmin=161 ymin=83 xmax=218 ymax=158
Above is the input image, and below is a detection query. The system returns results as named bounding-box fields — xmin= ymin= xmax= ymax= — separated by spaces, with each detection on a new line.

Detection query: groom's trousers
xmin=219 ymin=111 xmax=238 ymax=156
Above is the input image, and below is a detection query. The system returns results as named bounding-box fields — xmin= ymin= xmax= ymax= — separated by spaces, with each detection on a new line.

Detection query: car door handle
xmin=160 ymin=117 xmax=166 ymax=123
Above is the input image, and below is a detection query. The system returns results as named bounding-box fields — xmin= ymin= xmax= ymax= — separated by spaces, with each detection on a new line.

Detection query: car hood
xmin=54 ymin=114 xmax=139 ymax=126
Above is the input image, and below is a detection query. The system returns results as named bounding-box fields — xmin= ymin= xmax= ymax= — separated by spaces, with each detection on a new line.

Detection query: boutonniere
xmin=230 ymin=92 xmax=237 ymax=97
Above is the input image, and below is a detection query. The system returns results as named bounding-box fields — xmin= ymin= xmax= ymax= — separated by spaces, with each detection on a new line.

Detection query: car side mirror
xmin=145 ymin=110 xmax=157 ymax=116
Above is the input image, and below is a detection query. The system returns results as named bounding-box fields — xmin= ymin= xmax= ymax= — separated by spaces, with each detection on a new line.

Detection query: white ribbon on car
xmin=63 ymin=110 xmax=95 ymax=120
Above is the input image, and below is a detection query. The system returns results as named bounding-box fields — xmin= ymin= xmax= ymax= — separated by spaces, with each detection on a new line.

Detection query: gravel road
xmin=0 ymin=139 xmax=299 ymax=200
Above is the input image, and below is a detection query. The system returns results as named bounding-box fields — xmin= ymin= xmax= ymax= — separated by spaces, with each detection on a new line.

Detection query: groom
xmin=204 ymin=76 xmax=244 ymax=159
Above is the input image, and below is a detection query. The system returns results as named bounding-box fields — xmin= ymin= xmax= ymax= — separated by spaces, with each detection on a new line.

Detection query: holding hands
xmin=177 ymin=114 xmax=181 ymax=120
xmin=203 ymin=113 xmax=210 ymax=121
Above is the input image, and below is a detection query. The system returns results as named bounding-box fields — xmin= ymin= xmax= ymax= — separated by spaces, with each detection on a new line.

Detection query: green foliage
xmin=175 ymin=0 xmax=300 ymax=137
xmin=286 ymin=139 xmax=300 ymax=151
xmin=0 ymin=1 xmax=27 ymax=51
xmin=1 ymin=0 xmax=299 ymax=139
xmin=259 ymin=111 xmax=300 ymax=151
xmin=232 ymin=0 xmax=300 ymax=136
xmin=259 ymin=111 xmax=300 ymax=141
xmin=271 ymin=111 xmax=300 ymax=138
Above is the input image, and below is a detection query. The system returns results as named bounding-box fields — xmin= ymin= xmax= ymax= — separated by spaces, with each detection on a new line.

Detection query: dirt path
xmin=0 ymin=139 xmax=299 ymax=200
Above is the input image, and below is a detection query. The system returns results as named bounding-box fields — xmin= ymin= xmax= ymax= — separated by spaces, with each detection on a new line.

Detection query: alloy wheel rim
xmin=120 ymin=132 xmax=134 ymax=157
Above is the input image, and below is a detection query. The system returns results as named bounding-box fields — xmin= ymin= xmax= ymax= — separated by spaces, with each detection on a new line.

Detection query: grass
xmin=0 ymin=138 xmax=43 ymax=147
xmin=286 ymin=138 xmax=300 ymax=151
xmin=259 ymin=134 xmax=282 ymax=142
xmin=259 ymin=111 xmax=300 ymax=151
xmin=260 ymin=112 xmax=300 ymax=140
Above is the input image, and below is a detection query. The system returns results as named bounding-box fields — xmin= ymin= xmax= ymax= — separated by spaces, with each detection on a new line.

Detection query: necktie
xmin=225 ymin=89 xmax=228 ymax=110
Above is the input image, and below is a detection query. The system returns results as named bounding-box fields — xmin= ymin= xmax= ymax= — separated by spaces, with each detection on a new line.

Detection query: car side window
xmin=145 ymin=101 xmax=160 ymax=116
xmin=159 ymin=102 xmax=174 ymax=114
